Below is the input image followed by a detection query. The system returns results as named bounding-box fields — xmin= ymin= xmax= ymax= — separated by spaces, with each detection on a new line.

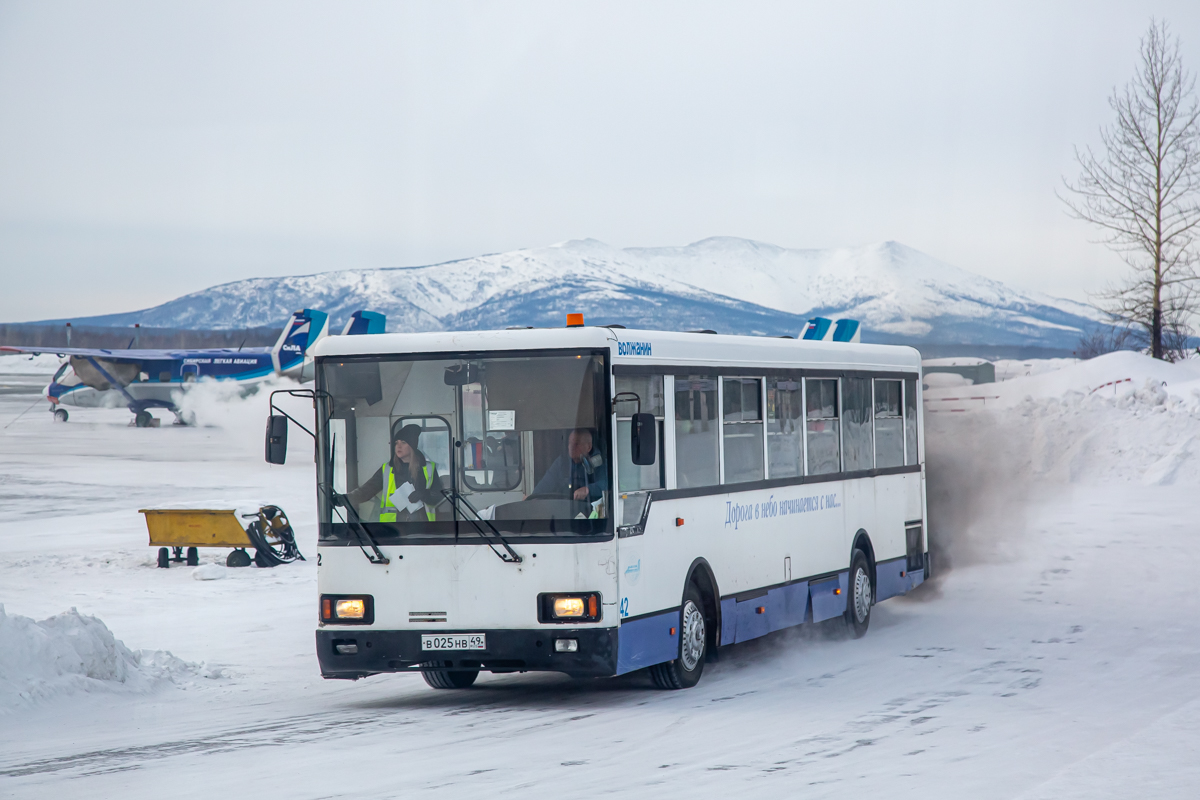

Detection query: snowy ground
xmin=3 ymin=355 xmax=1200 ymax=798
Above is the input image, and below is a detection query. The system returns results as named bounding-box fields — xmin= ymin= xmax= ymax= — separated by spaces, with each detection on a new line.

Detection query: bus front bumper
xmin=316 ymin=627 xmax=618 ymax=679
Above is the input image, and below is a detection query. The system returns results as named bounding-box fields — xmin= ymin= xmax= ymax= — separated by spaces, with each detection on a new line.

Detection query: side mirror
xmin=265 ymin=415 xmax=288 ymax=464
xmin=630 ymin=412 xmax=656 ymax=466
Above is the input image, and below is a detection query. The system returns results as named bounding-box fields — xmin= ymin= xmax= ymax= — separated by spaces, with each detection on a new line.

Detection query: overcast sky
xmin=2 ymin=1 xmax=1199 ymax=322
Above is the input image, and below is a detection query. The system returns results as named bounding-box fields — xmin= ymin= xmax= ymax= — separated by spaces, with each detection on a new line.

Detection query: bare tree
xmin=1075 ymin=298 xmax=1195 ymax=361
xmin=1074 ymin=322 xmax=1138 ymax=359
xmin=1061 ymin=20 xmax=1200 ymax=360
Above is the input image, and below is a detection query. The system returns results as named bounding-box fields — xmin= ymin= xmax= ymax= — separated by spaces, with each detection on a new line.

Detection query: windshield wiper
xmin=329 ymin=490 xmax=390 ymax=565
xmin=441 ymin=488 xmax=523 ymax=564
xmin=324 ymin=431 xmax=388 ymax=565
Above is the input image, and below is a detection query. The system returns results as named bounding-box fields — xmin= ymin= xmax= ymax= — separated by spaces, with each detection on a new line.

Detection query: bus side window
xmin=675 ymin=376 xmax=719 ymax=488
xmin=616 ymin=375 xmax=666 ymax=524
xmin=767 ymin=377 xmax=802 ymax=478
xmin=722 ymin=377 xmax=764 ymax=483
xmin=806 ymin=379 xmax=840 ymax=475
xmin=842 ymin=377 xmax=873 ymax=472
xmin=874 ymin=379 xmax=904 ymax=468
xmin=904 ymin=377 xmax=919 ymax=465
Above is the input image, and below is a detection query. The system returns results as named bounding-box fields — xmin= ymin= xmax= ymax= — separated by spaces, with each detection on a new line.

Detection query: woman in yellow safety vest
xmin=344 ymin=423 xmax=444 ymax=522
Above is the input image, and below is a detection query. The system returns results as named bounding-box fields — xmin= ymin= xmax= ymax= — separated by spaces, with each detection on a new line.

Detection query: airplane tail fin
xmin=341 ymin=310 xmax=386 ymax=335
xmin=802 ymin=317 xmax=833 ymax=341
xmin=831 ymin=319 xmax=861 ymax=343
xmin=802 ymin=317 xmax=861 ymax=342
xmin=271 ymin=309 xmax=330 ymax=377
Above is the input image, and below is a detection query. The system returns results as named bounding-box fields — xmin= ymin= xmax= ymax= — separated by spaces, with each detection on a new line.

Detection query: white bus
xmin=267 ymin=323 xmax=927 ymax=690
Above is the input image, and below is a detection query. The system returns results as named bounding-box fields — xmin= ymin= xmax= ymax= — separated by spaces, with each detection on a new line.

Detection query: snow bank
xmin=0 ymin=604 xmax=211 ymax=712
xmin=925 ymin=351 xmax=1200 ymax=411
xmin=925 ymin=359 xmax=1200 ymax=570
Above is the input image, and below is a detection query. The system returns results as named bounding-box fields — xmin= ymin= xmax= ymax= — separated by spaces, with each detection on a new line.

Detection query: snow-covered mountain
xmin=49 ymin=238 xmax=1102 ymax=347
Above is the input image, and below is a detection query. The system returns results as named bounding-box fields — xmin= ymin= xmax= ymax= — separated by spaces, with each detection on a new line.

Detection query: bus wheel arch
xmin=844 ymin=548 xmax=873 ymax=638
xmin=851 ymin=529 xmax=877 ymax=601
xmin=650 ymin=559 xmax=721 ymax=689
xmin=651 ymin=582 xmax=708 ymax=689
xmin=684 ymin=558 xmax=721 ymax=660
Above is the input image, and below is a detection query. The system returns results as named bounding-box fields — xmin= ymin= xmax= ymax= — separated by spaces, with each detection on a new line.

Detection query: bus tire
xmin=650 ymin=585 xmax=706 ymax=690
xmin=421 ymin=664 xmax=479 ymax=689
xmin=844 ymin=549 xmax=872 ymax=638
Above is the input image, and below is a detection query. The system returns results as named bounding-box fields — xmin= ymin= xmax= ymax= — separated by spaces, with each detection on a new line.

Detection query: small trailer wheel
xmin=226 ymin=548 xmax=252 ymax=568
xmin=157 ymin=547 xmax=170 ymax=568
xmin=186 ymin=547 xmax=199 ymax=566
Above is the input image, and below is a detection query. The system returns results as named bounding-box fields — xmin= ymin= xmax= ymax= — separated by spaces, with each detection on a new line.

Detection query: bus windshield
xmin=316 ymin=350 xmax=611 ymax=543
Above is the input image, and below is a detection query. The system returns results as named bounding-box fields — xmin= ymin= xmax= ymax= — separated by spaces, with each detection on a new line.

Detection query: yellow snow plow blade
xmin=138 ymin=509 xmax=253 ymax=548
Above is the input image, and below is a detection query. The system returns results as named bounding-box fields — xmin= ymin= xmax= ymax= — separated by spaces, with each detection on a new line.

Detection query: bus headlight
xmin=336 ymin=599 xmax=366 ymax=619
xmin=554 ymin=597 xmax=585 ymax=617
xmin=539 ymin=593 xmax=601 ymax=623
xmin=320 ymin=594 xmax=375 ymax=625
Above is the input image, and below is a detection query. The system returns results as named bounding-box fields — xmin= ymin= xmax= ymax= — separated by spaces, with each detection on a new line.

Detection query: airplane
xmin=0 ymin=309 xmax=385 ymax=427
xmin=802 ymin=317 xmax=861 ymax=343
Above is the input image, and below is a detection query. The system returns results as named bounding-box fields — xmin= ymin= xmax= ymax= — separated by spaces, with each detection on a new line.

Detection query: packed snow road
xmin=2 ymin=360 xmax=1200 ymax=798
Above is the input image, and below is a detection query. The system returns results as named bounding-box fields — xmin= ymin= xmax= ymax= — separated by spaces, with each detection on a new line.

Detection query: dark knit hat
xmin=393 ymin=423 xmax=423 ymax=450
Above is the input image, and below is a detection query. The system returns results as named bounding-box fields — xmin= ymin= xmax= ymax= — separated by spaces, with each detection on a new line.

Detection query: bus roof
xmin=311 ymin=327 xmax=922 ymax=373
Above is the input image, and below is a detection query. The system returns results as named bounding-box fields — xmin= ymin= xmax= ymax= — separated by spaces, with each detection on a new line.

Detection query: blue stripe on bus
xmin=810 ymin=572 xmax=849 ymax=622
xmin=626 ymin=564 xmax=921 ymax=670
xmin=875 ymin=559 xmax=926 ymax=602
xmin=875 ymin=558 xmax=908 ymax=601
xmin=616 ymin=611 xmax=679 ymax=674
xmin=720 ymin=597 xmax=737 ymax=646
xmin=768 ymin=582 xmax=809 ymax=633
xmin=734 ymin=594 xmax=771 ymax=642
xmin=725 ymin=582 xmax=811 ymax=644
xmin=909 ymin=568 xmax=924 ymax=590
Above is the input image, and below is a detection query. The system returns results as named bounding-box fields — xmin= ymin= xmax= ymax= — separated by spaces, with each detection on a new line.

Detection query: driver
xmin=344 ymin=423 xmax=444 ymax=522
xmin=531 ymin=428 xmax=607 ymax=511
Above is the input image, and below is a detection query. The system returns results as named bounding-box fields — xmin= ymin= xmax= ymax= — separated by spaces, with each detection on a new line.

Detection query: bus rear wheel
xmin=421 ymin=664 xmax=479 ymax=689
xmin=650 ymin=585 xmax=706 ymax=690
xmin=843 ymin=549 xmax=872 ymax=638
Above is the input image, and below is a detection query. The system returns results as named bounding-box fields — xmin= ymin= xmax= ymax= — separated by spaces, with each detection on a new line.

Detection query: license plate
xmin=421 ymin=633 xmax=486 ymax=651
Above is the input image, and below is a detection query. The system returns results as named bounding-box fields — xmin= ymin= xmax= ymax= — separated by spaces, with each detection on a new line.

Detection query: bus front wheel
xmin=650 ymin=585 xmax=706 ymax=690
xmin=421 ymin=664 xmax=479 ymax=689
xmin=843 ymin=549 xmax=872 ymax=638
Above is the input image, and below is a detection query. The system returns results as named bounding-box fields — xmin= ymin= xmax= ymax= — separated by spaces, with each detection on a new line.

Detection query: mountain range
xmin=39 ymin=238 xmax=1102 ymax=348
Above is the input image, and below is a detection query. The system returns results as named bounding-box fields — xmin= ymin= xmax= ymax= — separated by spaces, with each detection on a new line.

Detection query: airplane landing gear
xmin=53 ymin=408 xmax=68 ymax=422
xmin=135 ymin=410 xmax=153 ymax=428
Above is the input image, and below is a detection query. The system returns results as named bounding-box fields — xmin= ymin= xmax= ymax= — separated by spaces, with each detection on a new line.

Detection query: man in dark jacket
xmin=532 ymin=428 xmax=607 ymax=515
